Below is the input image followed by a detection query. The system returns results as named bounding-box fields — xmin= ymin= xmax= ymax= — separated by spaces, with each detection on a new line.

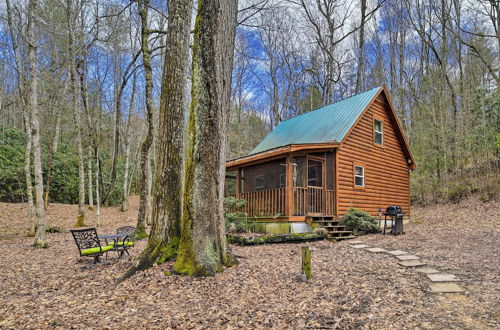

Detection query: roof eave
xmin=226 ymin=142 xmax=340 ymax=170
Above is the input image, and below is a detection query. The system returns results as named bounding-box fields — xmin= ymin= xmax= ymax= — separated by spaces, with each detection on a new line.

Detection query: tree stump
xmin=301 ymin=246 xmax=311 ymax=280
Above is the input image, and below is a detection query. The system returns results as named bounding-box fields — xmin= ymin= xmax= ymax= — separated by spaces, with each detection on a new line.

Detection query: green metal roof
xmin=250 ymin=86 xmax=382 ymax=155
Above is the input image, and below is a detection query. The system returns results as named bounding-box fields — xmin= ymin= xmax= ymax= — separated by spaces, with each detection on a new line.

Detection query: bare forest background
xmin=0 ymin=0 xmax=498 ymax=221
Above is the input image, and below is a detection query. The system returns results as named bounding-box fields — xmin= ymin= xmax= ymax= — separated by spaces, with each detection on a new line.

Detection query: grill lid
xmin=386 ymin=206 xmax=403 ymax=214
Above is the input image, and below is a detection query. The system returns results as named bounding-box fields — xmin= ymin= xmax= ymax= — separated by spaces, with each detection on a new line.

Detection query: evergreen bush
xmin=340 ymin=208 xmax=379 ymax=234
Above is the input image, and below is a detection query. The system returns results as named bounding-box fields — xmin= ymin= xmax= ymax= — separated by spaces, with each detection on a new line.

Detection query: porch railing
xmin=229 ymin=187 xmax=334 ymax=217
xmin=307 ymin=186 xmax=323 ymax=214
xmin=236 ymin=188 xmax=285 ymax=216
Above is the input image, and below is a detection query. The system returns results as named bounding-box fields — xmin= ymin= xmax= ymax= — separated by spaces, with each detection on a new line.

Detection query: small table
xmin=98 ymin=234 xmax=128 ymax=258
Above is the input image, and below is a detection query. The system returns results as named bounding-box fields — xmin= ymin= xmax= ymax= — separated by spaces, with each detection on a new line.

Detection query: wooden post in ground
xmin=302 ymin=246 xmax=311 ymax=280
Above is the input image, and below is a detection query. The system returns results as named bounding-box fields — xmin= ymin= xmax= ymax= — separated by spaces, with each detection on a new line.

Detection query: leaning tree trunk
xmin=174 ymin=0 xmax=238 ymax=276
xmin=121 ymin=0 xmax=193 ymax=280
xmin=135 ymin=0 xmax=154 ymax=240
xmin=67 ymin=0 xmax=86 ymax=227
xmin=28 ymin=0 xmax=47 ymax=248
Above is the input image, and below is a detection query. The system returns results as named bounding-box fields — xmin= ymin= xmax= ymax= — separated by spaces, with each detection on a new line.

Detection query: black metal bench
xmin=70 ymin=228 xmax=113 ymax=263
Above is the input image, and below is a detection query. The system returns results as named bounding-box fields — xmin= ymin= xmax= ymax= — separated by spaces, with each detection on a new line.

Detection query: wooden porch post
xmin=236 ymin=168 xmax=241 ymax=199
xmin=286 ymin=154 xmax=294 ymax=216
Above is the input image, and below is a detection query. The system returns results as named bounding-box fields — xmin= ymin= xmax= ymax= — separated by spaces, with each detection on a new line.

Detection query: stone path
xmin=396 ymin=255 xmax=420 ymax=261
xmin=365 ymin=247 xmax=387 ymax=253
xmin=349 ymin=242 xmax=465 ymax=294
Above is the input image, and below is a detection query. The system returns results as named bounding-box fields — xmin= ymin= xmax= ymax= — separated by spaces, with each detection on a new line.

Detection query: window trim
xmin=353 ymin=162 xmax=366 ymax=190
xmin=373 ymin=116 xmax=384 ymax=147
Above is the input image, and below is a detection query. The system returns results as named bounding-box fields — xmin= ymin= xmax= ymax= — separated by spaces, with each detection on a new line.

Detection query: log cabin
xmin=225 ymin=86 xmax=416 ymax=238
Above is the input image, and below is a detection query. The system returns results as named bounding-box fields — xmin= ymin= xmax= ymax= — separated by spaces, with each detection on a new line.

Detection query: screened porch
xmin=226 ymin=151 xmax=336 ymax=218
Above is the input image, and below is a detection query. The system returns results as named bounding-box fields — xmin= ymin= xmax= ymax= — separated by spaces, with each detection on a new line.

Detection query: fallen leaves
xmin=0 ymin=195 xmax=498 ymax=328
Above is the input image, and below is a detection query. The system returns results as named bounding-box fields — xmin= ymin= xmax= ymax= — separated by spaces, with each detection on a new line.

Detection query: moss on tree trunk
xmin=120 ymin=0 xmax=193 ymax=282
xmin=174 ymin=0 xmax=238 ymax=277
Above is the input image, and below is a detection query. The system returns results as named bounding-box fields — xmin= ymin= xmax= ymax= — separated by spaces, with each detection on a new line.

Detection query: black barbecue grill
xmin=382 ymin=206 xmax=404 ymax=235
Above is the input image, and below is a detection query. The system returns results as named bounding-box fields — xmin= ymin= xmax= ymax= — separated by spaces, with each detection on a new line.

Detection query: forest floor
xmin=0 ymin=196 xmax=498 ymax=329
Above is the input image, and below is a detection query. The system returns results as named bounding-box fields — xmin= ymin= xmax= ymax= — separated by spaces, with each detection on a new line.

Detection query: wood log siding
xmin=337 ymin=95 xmax=411 ymax=217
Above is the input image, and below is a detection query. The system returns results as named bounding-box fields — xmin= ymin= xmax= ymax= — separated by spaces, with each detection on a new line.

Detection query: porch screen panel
xmin=242 ymin=158 xmax=285 ymax=193
xmin=326 ymin=152 xmax=334 ymax=190
xmin=294 ymin=156 xmax=307 ymax=187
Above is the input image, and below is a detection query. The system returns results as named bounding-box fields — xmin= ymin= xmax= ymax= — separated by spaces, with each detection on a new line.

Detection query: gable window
xmin=374 ymin=118 xmax=384 ymax=145
xmin=255 ymin=175 xmax=265 ymax=190
xmin=354 ymin=165 xmax=364 ymax=187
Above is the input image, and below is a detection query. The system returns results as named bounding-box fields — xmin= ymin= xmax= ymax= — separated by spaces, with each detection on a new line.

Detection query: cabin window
xmin=374 ymin=119 xmax=383 ymax=145
xmin=354 ymin=165 xmax=364 ymax=187
xmin=255 ymin=175 xmax=265 ymax=190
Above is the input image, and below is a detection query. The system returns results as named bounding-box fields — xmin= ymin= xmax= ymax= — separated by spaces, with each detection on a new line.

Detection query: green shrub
xmin=0 ymin=128 xmax=27 ymax=202
xmin=224 ymin=197 xmax=248 ymax=233
xmin=340 ymin=208 xmax=379 ymax=234
xmin=0 ymin=128 xmax=125 ymax=205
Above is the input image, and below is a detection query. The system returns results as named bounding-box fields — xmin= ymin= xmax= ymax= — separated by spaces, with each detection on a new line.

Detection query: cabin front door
xmin=307 ymin=158 xmax=324 ymax=215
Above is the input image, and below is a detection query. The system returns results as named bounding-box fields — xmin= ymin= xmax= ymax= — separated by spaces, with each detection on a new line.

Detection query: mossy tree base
xmin=74 ymin=214 xmax=87 ymax=228
xmin=135 ymin=226 xmax=149 ymax=240
xmin=119 ymin=237 xmax=179 ymax=283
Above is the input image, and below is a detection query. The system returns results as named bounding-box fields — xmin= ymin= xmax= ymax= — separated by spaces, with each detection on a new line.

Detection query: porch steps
xmin=311 ymin=217 xmax=355 ymax=241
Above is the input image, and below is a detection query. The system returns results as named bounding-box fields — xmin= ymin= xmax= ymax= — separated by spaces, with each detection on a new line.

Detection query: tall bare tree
xmin=5 ymin=0 xmax=36 ymax=236
xmin=28 ymin=0 xmax=47 ymax=247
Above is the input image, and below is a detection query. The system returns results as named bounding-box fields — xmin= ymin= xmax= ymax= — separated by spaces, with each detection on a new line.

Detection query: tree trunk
xmin=174 ymin=0 xmax=238 ymax=276
xmin=135 ymin=0 xmax=154 ymax=240
xmin=44 ymin=82 xmax=64 ymax=210
xmin=121 ymin=71 xmax=137 ymax=212
xmin=355 ymin=0 xmax=367 ymax=93
xmin=5 ymin=0 xmax=36 ymax=236
xmin=121 ymin=0 xmax=193 ymax=280
xmin=28 ymin=0 xmax=47 ymax=248
xmin=87 ymin=146 xmax=94 ymax=208
xmin=102 ymin=52 xmax=123 ymax=207
xmin=67 ymin=0 xmax=86 ymax=227
xmin=145 ymin=154 xmax=153 ymax=225
xmin=95 ymin=149 xmax=101 ymax=227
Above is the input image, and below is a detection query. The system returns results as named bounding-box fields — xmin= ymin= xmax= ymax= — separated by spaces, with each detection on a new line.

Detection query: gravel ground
xmin=0 ymin=196 xmax=498 ymax=329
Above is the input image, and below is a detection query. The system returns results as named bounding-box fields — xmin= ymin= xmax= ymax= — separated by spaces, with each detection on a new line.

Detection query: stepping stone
xmin=398 ymin=260 xmax=426 ymax=267
xmin=396 ymin=255 xmax=420 ymax=261
xmin=387 ymin=250 xmax=408 ymax=256
xmin=430 ymin=283 xmax=464 ymax=293
xmin=415 ymin=267 xmax=440 ymax=274
xmin=366 ymin=247 xmax=387 ymax=253
xmin=427 ymin=273 xmax=460 ymax=282
xmin=349 ymin=241 xmax=364 ymax=244
xmin=351 ymin=244 xmax=370 ymax=249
